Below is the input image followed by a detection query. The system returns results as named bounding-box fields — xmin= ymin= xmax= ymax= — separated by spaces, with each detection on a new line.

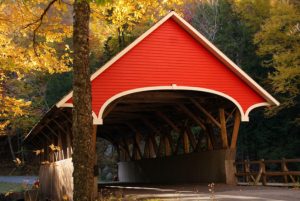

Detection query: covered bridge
xmin=25 ymin=12 xmax=279 ymax=200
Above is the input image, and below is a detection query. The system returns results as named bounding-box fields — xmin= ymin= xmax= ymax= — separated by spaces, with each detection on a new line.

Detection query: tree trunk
xmin=72 ymin=1 xmax=95 ymax=201
xmin=7 ymin=134 xmax=16 ymax=161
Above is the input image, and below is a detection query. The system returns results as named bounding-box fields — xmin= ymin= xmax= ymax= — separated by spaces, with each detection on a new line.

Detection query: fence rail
xmin=234 ymin=158 xmax=300 ymax=186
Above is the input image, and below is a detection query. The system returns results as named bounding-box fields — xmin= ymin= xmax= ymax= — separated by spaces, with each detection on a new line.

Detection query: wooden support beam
xmin=40 ymin=130 xmax=52 ymax=143
xmin=45 ymin=125 xmax=58 ymax=137
xmin=177 ymin=104 xmax=206 ymax=131
xmin=157 ymin=135 xmax=164 ymax=157
xmin=183 ymin=132 xmax=190 ymax=154
xmin=186 ymin=127 xmax=197 ymax=151
xmin=164 ymin=136 xmax=172 ymax=156
xmin=174 ymin=132 xmax=183 ymax=155
xmin=134 ymin=135 xmax=143 ymax=160
xmin=219 ymin=108 xmax=228 ymax=148
xmin=226 ymin=108 xmax=237 ymax=123
xmin=156 ymin=111 xmax=180 ymax=133
xmin=190 ymin=99 xmax=221 ymax=128
xmin=52 ymin=119 xmax=68 ymax=135
xmin=146 ymin=116 xmax=174 ymax=154
xmin=141 ymin=119 xmax=159 ymax=156
xmin=123 ymin=139 xmax=132 ymax=160
xmin=57 ymin=109 xmax=72 ymax=124
xmin=149 ymin=135 xmax=157 ymax=158
xmin=230 ymin=110 xmax=241 ymax=149
xmin=143 ymin=138 xmax=150 ymax=158
xmin=126 ymin=123 xmax=143 ymax=159
xmin=103 ymin=100 xmax=119 ymax=118
xmin=142 ymin=119 xmax=160 ymax=135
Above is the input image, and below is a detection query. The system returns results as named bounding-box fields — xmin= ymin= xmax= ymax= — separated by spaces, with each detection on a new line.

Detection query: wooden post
xmin=183 ymin=132 xmax=190 ymax=154
xmin=244 ymin=160 xmax=250 ymax=183
xmin=157 ymin=135 xmax=164 ymax=157
xmin=230 ymin=110 xmax=241 ymax=149
xmin=143 ymin=138 xmax=150 ymax=158
xmin=57 ymin=133 xmax=63 ymax=161
xmin=260 ymin=159 xmax=267 ymax=186
xmin=164 ymin=136 xmax=172 ymax=156
xmin=149 ymin=135 xmax=158 ymax=157
xmin=219 ymin=108 xmax=228 ymax=148
xmin=281 ymin=158 xmax=288 ymax=183
xmin=186 ymin=127 xmax=197 ymax=151
xmin=190 ymin=99 xmax=221 ymax=128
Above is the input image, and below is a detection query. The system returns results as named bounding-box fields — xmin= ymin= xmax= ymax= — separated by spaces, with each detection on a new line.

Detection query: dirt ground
xmin=99 ymin=183 xmax=300 ymax=201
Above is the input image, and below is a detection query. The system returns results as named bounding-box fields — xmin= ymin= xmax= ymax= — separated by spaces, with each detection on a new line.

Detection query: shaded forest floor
xmin=99 ymin=183 xmax=300 ymax=201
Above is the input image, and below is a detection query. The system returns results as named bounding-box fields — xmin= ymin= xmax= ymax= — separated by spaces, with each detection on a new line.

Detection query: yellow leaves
xmin=33 ymin=149 xmax=44 ymax=155
xmin=49 ymin=144 xmax=61 ymax=152
xmin=13 ymin=157 xmax=22 ymax=167
xmin=62 ymin=194 xmax=69 ymax=201
xmin=253 ymin=0 xmax=300 ymax=99
xmin=0 ymin=95 xmax=31 ymax=132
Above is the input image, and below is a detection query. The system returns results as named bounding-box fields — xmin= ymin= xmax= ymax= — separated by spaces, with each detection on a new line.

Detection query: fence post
xmin=261 ymin=159 xmax=267 ymax=186
xmin=244 ymin=160 xmax=250 ymax=183
xmin=281 ymin=158 xmax=288 ymax=183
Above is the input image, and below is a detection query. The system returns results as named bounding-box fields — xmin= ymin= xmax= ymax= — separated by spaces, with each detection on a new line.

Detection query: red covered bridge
xmin=25 ymin=12 xmax=279 ymax=200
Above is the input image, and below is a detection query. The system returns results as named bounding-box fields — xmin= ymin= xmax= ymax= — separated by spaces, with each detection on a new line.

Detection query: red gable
xmin=57 ymin=12 xmax=279 ymax=124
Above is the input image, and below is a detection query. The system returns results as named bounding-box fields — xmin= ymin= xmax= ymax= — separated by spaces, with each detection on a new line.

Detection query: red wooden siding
xmin=66 ymin=18 xmax=265 ymax=117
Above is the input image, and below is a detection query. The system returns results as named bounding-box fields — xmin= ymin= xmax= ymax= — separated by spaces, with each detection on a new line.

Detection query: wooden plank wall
xmin=39 ymin=158 xmax=73 ymax=201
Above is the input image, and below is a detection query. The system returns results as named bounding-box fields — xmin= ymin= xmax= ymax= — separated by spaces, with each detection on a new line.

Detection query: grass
xmin=0 ymin=181 xmax=31 ymax=195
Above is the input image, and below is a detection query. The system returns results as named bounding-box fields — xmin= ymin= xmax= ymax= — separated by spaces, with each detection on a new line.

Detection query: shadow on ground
xmin=99 ymin=183 xmax=300 ymax=201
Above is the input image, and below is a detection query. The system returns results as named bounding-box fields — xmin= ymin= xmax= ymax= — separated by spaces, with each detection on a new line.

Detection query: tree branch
xmin=23 ymin=0 xmax=58 ymax=56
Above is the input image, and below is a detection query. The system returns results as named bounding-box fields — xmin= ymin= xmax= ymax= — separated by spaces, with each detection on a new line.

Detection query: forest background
xmin=0 ymin=0 xmax=299 ymax=175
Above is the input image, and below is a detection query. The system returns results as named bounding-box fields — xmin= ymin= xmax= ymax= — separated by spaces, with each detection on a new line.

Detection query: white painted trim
xmin=170 ymin=12 xmax=280 ymax=106
xmin=55 ymin=11 xmax=279 ymax=117
xmin=56 ymin=91 xmax=73 ymax=108
xmin=95 ymin=85 xmax=269 ymax=125
xmin=245 ymin=102 xmax=271 ymax=118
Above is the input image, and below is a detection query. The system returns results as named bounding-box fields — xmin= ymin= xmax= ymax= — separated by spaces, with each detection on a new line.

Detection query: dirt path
xmin=100 ymin=184 xmax=300 ymax=201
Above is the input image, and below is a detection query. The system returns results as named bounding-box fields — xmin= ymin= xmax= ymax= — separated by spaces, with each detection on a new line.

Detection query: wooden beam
xmin=45 ymin=124 xmax=58 ymax=137
xmin=230 ymin=110 xmax=241 ymax=149
xmin=103 ymin=100 xmax=119 ymax=118
xmin=226 ymin=108 xmax=236 ymax=123
xmin=52 ymin=119 xmax=68 ymax=135
xmin=57 ymin=109 xmax=72 ymax=124
xmin=174 ymin=132 xmax=183 ymax=155
xmin=142 ymin=119 xmax=160 ymax=135
xmin=149 ymin=134 xmax=158 ymax=157
xmin=219 ymin=108 xmax=228 ymax=148
xmin=164 ymin=136 xmax=172 ymax=156
xmin=183 ymin=131 xmax=190 ymax=154
xmin=156 ymin=111 xmax=180 ymax=133
xmin=126 ymin=123 xmax=143 ymax=159
xmin=186 ymin=127 xmax=197 ymax=150
xmin=157 ymin=135 xmax=164 ymax=157
xmin=190 ymin=99 xmax=221 ymax=128
xmin=177 ymin=104 xmax=206 ymax=131
xmin=143 ymin=138 xmax=150 ymax=158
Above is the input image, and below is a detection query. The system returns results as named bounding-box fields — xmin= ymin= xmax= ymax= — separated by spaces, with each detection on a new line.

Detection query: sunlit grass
xmin=0 ymin=181 xmax=28 ymax=195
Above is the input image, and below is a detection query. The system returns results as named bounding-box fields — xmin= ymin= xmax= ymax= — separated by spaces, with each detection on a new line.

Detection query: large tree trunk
xmin=72 ymin=1 xmax=95 ymax=201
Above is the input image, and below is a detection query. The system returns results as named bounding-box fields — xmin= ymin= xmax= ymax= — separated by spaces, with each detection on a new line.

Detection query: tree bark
xmin=72 ymin=1 xmax=95 ymax=201
xmin=7 ymin=134 xmax=16 ymax=161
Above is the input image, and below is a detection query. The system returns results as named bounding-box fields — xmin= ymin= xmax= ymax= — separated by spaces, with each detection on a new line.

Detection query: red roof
xmin=57 ymin=12 xmax=279 ymax=124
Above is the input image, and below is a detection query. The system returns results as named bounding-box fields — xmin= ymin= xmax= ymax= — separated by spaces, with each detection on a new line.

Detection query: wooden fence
xmin=235 ymin=158 xmax=300 ymax=186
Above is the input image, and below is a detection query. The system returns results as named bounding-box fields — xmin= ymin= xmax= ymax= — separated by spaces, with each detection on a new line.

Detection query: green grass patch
xmin=0 ymin=182 xmax=30 ymax=194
